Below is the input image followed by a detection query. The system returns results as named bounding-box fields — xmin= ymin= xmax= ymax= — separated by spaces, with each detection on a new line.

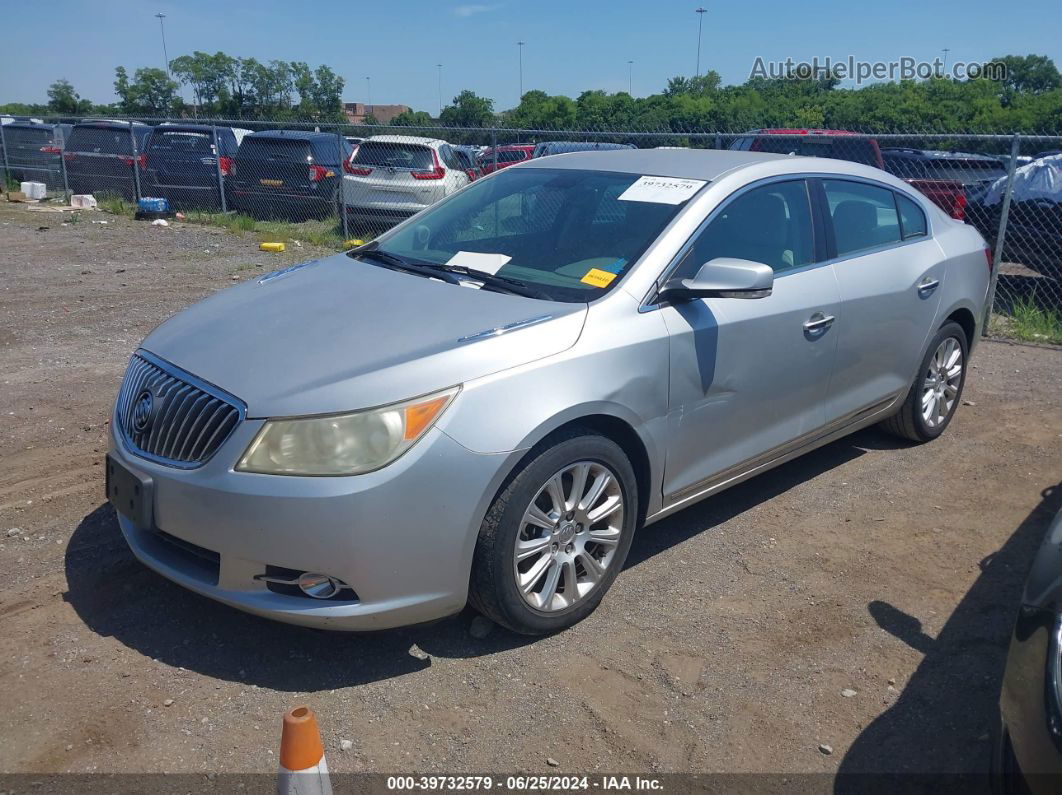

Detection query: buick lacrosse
xmin=107 ymin=149 xmax=991 ymax=634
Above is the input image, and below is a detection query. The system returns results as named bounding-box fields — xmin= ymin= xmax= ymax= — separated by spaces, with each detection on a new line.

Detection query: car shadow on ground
xmin=64 ymin=426 xmax=909 ymax=692
xmin=835 ymin=481 xmax=1061 ymax=792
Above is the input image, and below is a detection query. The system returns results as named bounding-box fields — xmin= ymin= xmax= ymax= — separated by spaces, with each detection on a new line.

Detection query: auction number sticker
xmin=618 ymin=175 xmax=706 ymax=204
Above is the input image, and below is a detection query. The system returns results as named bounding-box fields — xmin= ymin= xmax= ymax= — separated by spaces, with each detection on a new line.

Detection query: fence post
xmin=128 ymin=120 xmax=143 ymax=202
xmin=211 ymin=125 xmax=227 ymax=213
xmin=0 ymin=123 xmax=10 ymax=189
xmin=714 ymin=133 xmax=722 ymax=150
xmin=59 ymin=126 xmax=70 ymax=201
xmin=982 ymin=133 xmax=1021 ymax=333
xmin=491 ymin=127 xmax=498 ymax=172
xmin=336 ymin=131 xmax=349 ymax=240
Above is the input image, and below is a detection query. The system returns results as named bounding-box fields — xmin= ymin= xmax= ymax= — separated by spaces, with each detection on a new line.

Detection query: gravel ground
xmin=1 ymin=201 xmax=1061 ymax=782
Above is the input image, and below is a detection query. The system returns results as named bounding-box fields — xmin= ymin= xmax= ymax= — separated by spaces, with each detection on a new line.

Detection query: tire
xmin=880 ymin=321 xmax=969 ymax=443
xmin=469 ymin=429 xmax=639 ymax=635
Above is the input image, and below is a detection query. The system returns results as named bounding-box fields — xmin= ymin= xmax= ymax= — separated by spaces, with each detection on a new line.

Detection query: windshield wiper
xmin=425 ymin=264 xmax=555 ymax=300
xmin=351 ymin=248 xmax=464 ymax=285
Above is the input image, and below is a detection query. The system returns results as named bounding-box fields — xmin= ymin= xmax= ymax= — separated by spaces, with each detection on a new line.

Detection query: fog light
xmin=298 ymin=572 xmax=342 ymax=599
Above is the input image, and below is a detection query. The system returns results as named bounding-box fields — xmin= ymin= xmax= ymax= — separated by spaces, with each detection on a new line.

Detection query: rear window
xmin=5 ymin=127 xmax=53 ymax=146
xmin=149 ymin=130 xmax=214 ymax=155
xmin=483 ymin=149 xmax=528 ymax=164
xmin=752 ymin=136 xmax=879 ymax=167
xmin=237 ymin=138 xmax=312 ymax=162
xmin=67 ymin=127 xmax=135 ymax=155
xmin=352 ymin=142 xmax=434 ymax=170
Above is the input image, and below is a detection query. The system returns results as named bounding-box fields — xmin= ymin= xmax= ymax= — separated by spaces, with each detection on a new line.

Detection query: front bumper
xmin=109 ymin=417 xmax=511 ymax=630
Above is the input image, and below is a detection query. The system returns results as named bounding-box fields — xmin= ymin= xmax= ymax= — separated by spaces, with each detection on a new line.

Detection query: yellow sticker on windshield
xmin=581 ymin=268 xmax=617 ymax=288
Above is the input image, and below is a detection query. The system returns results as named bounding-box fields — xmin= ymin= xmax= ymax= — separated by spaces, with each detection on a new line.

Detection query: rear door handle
xmin=918 ymin=277 xmax=940 ymax=295
xmin=803 ymin=313 xmax=836 ymax=332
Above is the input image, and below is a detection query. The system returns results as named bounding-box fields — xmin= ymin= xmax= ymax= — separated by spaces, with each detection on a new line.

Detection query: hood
xmin=141 ymin=253 xmax=586 ymax=417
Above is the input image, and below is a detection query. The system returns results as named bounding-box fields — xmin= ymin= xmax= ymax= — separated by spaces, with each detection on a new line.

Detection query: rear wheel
xmin=469 ymin=430 xmax=638 ymax=635
xmin=880 ymin=321 xmax=968 ymax=442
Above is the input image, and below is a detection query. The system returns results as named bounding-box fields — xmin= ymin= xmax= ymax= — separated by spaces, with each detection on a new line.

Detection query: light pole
xmin=695 ymin=7 xmax=707 ymax=77
xmin=627 ymin=60 xmax=634 ymax=95
xmin=365 ymin=76 xmax=372 ymax=113
xmin=517 ymin=41 xmax=525 ymax=103
xmin=942 ymin=47 xmax=950 ymax=77
xmin=155 ymin=12 xmax=170 ymax=77
xmin=436 ymin=64 xmax=443 ymax=117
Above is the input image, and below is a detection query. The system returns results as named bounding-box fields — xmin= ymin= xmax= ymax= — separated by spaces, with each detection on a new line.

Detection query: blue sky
xmin=4 ymin=0 xmax=1060 ymax=112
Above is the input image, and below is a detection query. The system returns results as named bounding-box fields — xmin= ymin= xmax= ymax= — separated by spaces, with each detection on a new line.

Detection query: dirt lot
xmin=1 ymin=201 xmax=1061 ymax=783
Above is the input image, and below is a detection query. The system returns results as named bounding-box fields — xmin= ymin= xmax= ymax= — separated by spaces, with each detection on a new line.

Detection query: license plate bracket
xmin=105 ymin=454 xmax=154 ymax=529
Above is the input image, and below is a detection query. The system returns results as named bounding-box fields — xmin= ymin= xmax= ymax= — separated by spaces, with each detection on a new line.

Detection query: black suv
xmin=63 ymin=120 xmax=153 ymax=200
xmin=1 ymin=122 xmax=72 ymax=188
xmin=229 ymin=130 xmax=355 ymax=220
xmin=141 ymin=123 xmax=250 ymax=211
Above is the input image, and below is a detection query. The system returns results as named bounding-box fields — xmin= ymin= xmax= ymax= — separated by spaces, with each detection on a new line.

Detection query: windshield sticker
xmin=445 ymin=251 xmax=512 ymax=275
xmin=618 ymin=176 xmax=706 ymax=205
xmin=581 ymin=268 xmax=618 ymax=288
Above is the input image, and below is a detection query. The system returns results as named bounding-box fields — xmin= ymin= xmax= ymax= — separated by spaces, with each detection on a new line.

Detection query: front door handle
xmin=918 ymin=277 xmax=941 ymax=295
xmin=803 ymin=313 xmax=836 ymax=333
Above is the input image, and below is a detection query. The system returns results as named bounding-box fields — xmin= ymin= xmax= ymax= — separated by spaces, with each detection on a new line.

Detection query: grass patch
xmin=174 ymin=210 xmax=359 ymax=250
xmin=991 ymin=297 xmax=1062 ymax=345
xmin=96 ymin=195 xmax=136 ymax=217
xmin=94 ymin=201 xmax=372 ymax=251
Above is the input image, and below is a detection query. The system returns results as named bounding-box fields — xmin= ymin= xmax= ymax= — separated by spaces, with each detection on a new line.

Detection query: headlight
xmin=236 ymin=387 xmax=459 ymax=476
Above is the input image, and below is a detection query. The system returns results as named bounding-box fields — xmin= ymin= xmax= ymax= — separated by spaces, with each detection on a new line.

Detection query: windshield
xmin=368 ymin=167 xmax=699 ymax=302
xmin=149 ymin=130 xmax=214 ymax=155
xmin=67 ymin=127 xmax=135 ymax=155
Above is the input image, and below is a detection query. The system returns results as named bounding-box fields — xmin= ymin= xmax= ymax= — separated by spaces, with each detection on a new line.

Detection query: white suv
xmin=341 ymin=135 xmax=470 ymax=231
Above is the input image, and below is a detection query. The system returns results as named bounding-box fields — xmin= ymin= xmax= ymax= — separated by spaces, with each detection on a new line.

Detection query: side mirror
xmin=658 ymin=257 xmax=774 ymax=302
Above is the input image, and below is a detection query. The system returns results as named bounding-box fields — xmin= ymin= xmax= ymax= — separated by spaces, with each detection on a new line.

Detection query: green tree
xmin=47 ymin=79 xmax=91 ymax=115
xmin=992 ymin=54 xmax=1062 ymax=95
xmin=114 ymin=66 xmax=181 ymax=115
xmin=391 ymin=109 xmax=435 ymax=127
xmin=439 ymin=90 xmax=495 ymax=127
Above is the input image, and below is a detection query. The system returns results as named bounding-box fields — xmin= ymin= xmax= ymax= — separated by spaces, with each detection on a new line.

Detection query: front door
xmin=658 ymin=178 xmax=842 ymax=506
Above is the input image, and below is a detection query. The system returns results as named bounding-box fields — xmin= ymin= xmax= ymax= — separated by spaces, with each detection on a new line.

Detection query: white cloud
xmin=453 ymin=3 xmax=501 ymax=16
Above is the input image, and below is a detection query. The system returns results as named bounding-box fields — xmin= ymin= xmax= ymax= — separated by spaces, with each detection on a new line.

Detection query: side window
xmin=823 ymin=179 xmax=901 ymax=257
xmin=896 ymin=193 xmax=928 ymax=239
xmin=681 ymin=179 xmax=815 ymax=276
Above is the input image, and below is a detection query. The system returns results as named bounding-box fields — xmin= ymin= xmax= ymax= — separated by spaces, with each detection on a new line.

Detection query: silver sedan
xmin=106 ymin=149 xmax=991 ymax=634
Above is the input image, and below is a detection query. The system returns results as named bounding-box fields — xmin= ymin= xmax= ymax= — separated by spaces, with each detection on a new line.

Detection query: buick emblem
xmin=131 ymin=388 xmax=156 ymax=434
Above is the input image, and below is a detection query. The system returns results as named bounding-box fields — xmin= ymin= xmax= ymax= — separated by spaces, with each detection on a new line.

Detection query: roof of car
xmin=364 ymin=135 xmax=445 ymax=146
xmin=245 ymin=129 xmax=336 ymax=141
xmin=517 ymin=148 xmax=791 ymax=181
xmin=881 ymin=147 xmax=1004 ymax=163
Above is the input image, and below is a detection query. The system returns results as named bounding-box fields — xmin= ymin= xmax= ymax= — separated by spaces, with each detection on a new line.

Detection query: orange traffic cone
xmin=278 ymin=705 xmax=333 ymax=795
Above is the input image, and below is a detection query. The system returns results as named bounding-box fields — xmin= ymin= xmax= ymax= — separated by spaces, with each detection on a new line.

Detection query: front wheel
xmin=469 ymin=430 xmax=638 ymax=635
xmin=880 ymin=321 xmax=969 ymax=442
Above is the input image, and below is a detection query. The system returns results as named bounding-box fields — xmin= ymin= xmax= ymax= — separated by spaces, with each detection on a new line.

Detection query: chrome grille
xmin=115 ymin=351 xmax=244 ymax=468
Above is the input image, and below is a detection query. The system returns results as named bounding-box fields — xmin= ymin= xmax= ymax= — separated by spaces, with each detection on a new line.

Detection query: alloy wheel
xmin=922 ymin=336 xmax=963 ymax=428
xmin=512 ymin=461 xmax=625 ymax=612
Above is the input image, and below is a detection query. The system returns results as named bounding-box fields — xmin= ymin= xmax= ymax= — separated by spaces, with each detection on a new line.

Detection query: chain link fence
xmin=3 ymin=116 xmax=1060 ymax=338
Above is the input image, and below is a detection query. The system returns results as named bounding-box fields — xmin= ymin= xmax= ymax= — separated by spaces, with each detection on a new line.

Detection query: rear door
xmin=146 ymin=128 xmax=219 ymax=188
xmin=64 ymin=125 xmax=138 ymax=189
xmin=821 ymin=178 xmax=945 ymax=424
xmin=234 ymin=137 xmax=317 ymax=195
xmin=345 ymin=141 xmax=446 ymax=210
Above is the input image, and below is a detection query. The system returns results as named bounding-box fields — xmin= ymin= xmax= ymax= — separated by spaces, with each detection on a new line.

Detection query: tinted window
xmin=492 ymin=149 xmax=529 ymax=163
xmin=67 ymin=127 xmax=135 ymax=155
xmin=896 ymin=193 xmax=928 ymax=239
xmin=237 ymin=138 xmax=312 ymax=162
xmin=352 ymin=142 xmax=434 ymax=170
xmin=148 ymin=130 xmax=214 ymax=155
xmin=823 ymin=179 xmax=901 ymax=257
xmin=751 ymin=136 xmax=879 ymax=167
xmin=682 ymin=180 xmax=814 ymax=275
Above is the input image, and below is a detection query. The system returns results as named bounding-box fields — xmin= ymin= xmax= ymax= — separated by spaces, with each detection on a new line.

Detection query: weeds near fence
xmin=991 ymin=299 xmax=1062 ymax=345
xmin=94 ymin=200 xmax=356 ymax=250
